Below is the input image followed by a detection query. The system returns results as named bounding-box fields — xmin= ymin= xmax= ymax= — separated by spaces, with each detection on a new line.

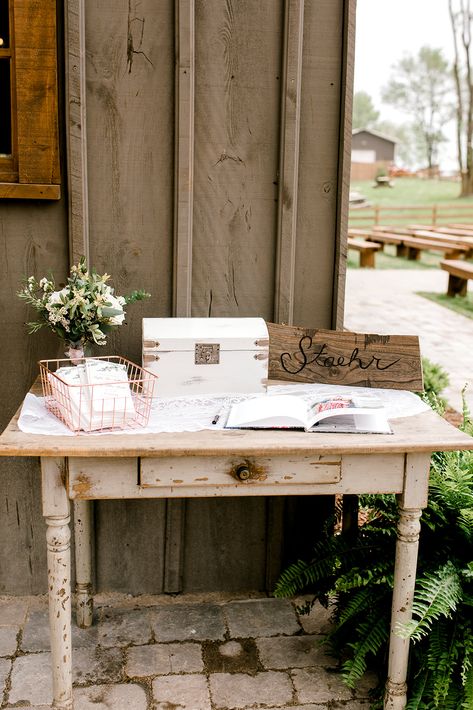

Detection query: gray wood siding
xmin=0 ymin=202 xmax=69 ymax=594
xmin=0 ymin=0 xmax=354 ymax=594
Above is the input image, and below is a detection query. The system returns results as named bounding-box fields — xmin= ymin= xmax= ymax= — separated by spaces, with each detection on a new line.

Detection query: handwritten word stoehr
xmin=280 ymin=336 xmax=401 ymax=375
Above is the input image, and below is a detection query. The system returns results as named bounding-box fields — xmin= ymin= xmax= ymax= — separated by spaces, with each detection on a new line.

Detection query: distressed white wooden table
xmin=0 ymin=394 xmax=471 ymax=710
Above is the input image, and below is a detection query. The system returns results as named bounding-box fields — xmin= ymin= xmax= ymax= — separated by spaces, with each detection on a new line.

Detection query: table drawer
xmin=139 ymin=455 xmax=341 ymax=488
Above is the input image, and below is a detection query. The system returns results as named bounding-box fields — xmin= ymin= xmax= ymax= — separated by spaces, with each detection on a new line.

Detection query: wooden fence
xmin=349 ymin=203 xmax=473 ymax=227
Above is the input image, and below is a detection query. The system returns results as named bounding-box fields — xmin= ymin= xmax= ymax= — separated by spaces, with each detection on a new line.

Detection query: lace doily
xmin=18 ymin=384 xmax=430 ymax=437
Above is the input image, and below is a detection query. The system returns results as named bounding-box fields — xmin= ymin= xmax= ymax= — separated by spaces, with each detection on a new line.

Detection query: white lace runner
xmin=18 ymin=383 xmax=430 ymax=437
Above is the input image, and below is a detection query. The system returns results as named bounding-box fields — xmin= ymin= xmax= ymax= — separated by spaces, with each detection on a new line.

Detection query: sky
xmin=354 ymin=0 xmax=456 ymax=169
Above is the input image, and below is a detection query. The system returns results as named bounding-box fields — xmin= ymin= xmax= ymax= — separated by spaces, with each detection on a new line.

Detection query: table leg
xmin=41 ymin=458 xmax=73 ymax=710
xmin=384 ymin=453 xmax=430 ymax=710
xmin=74 ymin=500 xmax=94 ymax=628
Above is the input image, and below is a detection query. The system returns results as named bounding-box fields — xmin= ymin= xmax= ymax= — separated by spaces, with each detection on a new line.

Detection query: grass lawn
xmin=417 ymin=291 xmax=473 ymax=320
xmin=348 ymin=244 xmax=441 ymax=269
xmin=350 ymin=177 xmax=473 ymax=229
xmin=350 ymin=177 xmax=473 ymax=206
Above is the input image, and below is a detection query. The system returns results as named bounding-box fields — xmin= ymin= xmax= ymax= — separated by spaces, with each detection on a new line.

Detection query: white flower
xmin=48 ymin=287 xmax=69 ymax=305
xmin=105 ymin=294 xmax=126 ymax=325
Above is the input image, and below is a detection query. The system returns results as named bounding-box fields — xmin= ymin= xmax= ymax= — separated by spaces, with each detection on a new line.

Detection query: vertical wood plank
xmin=65 ymin=0 xmax=90 ymax=264
xmin=188 ymin=0 xmax=285 ymax=592
xmin=182 ymin=498 xmax=267 ymax=591
xmin=163 ymin=498 xmax=186 ymax=592
xmin=274 ymin=0 xmax=304 ymax=325
xmin=166 ymin=0 xmax=196 ymax=592
xmin=95 ymin=500 xmax=166 ymax=594
xmin=293 ymin=0 xmax=344 ymax=328
xmin=173 ymin=0 xmax=195 ymax=317
xmin=86 ymin=0 xmax=175 ymax=366
xmin=86 ymin=0 xmax=175 ymax=592
xmin=333 ymin=0 xmax=356 ymax=329
xmin=265 ymin=497 xmax=285 ymax=591
xmin=192 ymin=0 xmax=283 ymax=318
xmin=0 ymin=458 xmax=48 ymax=594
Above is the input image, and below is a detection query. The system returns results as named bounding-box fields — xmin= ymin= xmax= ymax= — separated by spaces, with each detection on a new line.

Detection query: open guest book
xmin=225 ymin=392 xmax=393 ymax=434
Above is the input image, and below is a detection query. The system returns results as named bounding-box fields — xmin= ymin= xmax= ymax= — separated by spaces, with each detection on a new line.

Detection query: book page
xmin=309 ymin=413 xmax=392 ymax=434
xmin=225 ymin=394 xmax=309 ymax=429
xmin=307 ymin=393 xmax=391 ymax=434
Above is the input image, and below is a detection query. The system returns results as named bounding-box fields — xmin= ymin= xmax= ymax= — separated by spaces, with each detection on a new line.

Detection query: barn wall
xmin=352 ymin=131 xmax=395 ymax=162
xmin=0 ymin=0 xmax=354 ymax=594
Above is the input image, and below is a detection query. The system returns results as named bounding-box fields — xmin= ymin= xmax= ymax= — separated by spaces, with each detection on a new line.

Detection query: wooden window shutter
xmin=0 ymin=0 xmax=60 ymax=199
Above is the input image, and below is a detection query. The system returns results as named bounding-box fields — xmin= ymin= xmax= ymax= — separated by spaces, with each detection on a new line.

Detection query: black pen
xmin=212 ymin=407 xmax=226 ymax=425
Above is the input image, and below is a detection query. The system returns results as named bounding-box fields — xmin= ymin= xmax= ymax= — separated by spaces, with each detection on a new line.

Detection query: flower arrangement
xmin=18 ymin=257 xmax=150 ymax=353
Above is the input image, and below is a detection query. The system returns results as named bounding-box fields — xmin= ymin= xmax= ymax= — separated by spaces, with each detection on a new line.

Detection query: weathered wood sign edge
xmin=267 ymin=323 xmax=423 ymax=391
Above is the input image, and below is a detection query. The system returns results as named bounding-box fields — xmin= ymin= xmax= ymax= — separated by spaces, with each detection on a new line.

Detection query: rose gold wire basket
xmin=39 ymin=356 xmax=158 ymax=433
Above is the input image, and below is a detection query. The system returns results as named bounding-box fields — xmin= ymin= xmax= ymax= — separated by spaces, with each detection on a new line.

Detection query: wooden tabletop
xmin=0 ymin=399 xmax=471 ymax=458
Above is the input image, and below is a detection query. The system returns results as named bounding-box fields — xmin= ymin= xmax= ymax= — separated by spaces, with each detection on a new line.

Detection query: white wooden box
xmin=142 ymin=318 xmax=269 ymax=397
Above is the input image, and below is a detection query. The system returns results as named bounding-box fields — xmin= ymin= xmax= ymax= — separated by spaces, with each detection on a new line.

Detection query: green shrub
xmin=275 ymin=391 xmax=473 ymax=709
xmin=420 ymin=357 xmax=449 ymax=409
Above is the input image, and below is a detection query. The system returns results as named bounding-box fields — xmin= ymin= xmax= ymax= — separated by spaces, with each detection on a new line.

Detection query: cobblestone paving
xmin=344 ymin=268 xmax=473 ymax=413
xmin=0 ymin=595 xmax=375 ymax=709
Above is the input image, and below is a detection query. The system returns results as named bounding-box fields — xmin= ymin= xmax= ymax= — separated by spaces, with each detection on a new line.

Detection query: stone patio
xmin=344 ymin=267 xmax=473 ymax=414
xmin=0 ymin=594 xmax=376 ymax=709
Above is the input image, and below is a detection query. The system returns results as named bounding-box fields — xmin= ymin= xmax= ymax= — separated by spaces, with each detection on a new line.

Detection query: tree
xmin=382 ymin=47 xmax=453 ymax=170
xmin=449 ymin=0 xmax=473 ymax=196
xmin=352 ymin=91 xmax=379 ymax=130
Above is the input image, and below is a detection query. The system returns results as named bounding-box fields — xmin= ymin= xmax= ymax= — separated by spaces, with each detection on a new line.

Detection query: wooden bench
xmin=349 ymin=228 xmax=404 ymax=250
xmin=448 ymin=223 xmax=473 ymax=230
xmin=347 ymin=237 xmax=381 ymax=267
xmin=440 ymin=259 xmax=473 ymax=296
xmin=371 ymin=226 xmax=417 ymax=252
xmin=410 ymin=229 xmax=473 ymax=249
xmin=399 ymin=236 xmax=468 ymax=260
xmin=350 ymin=228 xmax=469 ymax=259
xmin=409 ymin=224 xmax=473 ymax=238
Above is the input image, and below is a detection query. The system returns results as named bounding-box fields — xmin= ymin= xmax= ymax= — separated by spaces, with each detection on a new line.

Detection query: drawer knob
xmin=235 ymin=464 xmax=251 ymax=481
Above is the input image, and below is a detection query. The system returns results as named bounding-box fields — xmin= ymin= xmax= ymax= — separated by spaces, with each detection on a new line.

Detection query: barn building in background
xmin=351 ymin=128 xmax=397 ymax=181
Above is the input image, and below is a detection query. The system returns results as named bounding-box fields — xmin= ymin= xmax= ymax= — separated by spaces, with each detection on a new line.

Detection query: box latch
xmin=195 ymin=343 xmax=220 ymax=364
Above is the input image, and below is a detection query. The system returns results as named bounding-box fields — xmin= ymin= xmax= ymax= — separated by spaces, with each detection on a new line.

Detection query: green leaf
xmin=101 ymin=306 xmax=123 ymax=317
xmin=396 ymin=563 xmax=462 ymax=642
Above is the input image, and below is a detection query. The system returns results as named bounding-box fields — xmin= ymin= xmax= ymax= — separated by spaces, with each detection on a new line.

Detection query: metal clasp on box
xmin=195 ymin=343 xmax=220 ymax=365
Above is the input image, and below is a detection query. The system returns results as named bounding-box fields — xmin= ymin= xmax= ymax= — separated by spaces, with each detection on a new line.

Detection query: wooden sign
xmin=267 ymin=323 xmax=423 ymax=391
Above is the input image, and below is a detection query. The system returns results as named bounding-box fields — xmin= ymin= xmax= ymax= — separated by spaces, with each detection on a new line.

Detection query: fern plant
xmin=275 ymin=389 xmax=473 ymax=709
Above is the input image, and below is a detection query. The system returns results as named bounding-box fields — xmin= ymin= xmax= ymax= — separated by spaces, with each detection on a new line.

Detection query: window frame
xmin=0 ymin=0 xmax=60 ymax=200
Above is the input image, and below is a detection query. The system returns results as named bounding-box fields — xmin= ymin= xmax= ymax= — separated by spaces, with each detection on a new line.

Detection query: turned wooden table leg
xmin=41 ymin=458 xmax=73 ymax=710
xmin=74 ymin=500 xmax=94 ymax=628
xmin=384 ymin=453 xmax=430 ymax=710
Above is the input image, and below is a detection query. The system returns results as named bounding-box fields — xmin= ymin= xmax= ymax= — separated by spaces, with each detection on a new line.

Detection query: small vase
xmin=64 ymin=340 xmax=87 ymax=364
